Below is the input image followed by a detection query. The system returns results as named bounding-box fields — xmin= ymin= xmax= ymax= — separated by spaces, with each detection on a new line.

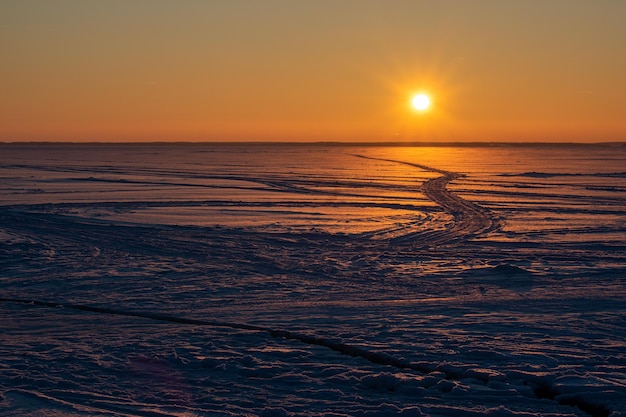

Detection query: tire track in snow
xmin=351 ymin=154 xmax=497 ymax=246
xmin=0 ymin=297 xmax=612 ymax=417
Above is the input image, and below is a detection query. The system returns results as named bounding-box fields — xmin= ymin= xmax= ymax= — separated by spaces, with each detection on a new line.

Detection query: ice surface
xmin=1 ymin=143 xmax=625 ymax=416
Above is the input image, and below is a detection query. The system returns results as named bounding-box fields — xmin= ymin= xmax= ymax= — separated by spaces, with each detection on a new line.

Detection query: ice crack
xmin=0 ymin=297 xmax=613 ymax=416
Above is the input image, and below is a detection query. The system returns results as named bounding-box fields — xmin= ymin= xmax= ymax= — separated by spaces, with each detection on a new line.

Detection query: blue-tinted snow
xmin=1 ymin=143 xmax=625 ymax=416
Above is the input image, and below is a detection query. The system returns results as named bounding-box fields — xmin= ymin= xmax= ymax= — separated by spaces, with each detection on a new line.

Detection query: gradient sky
xmin=1 ymin=0 xmax=625 ymax=142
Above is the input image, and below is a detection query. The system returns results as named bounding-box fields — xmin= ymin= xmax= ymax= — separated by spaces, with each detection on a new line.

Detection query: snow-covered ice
xmin=1 ymin=143 xmax=625 ymax=416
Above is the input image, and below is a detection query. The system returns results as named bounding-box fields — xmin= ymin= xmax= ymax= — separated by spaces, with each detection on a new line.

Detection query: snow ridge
xmin=0 ymin=297 xmax=612 ymax=417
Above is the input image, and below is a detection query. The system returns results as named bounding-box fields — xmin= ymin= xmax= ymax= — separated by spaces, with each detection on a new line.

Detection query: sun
xmin=411 ymin=93 xmax=431 ymax=111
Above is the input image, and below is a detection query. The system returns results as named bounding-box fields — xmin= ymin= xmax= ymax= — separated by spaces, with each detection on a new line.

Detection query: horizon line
xmin=1 ymin=140 xmax=626 ymax=147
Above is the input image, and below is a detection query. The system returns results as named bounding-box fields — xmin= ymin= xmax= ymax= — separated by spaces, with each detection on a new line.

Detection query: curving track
xmin=351 ymin=154 xmax=497 ymax=247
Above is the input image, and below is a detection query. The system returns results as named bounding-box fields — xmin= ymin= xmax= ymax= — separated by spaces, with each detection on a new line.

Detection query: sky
xmin=1 ymin=0 xmax=625 ymax=143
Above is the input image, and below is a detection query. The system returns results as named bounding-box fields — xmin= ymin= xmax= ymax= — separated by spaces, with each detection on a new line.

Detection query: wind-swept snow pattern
xmin=1 ymin=143 xmax=626 ymax=417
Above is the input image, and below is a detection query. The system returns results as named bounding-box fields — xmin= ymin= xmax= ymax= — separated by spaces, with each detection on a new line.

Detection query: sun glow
xmin=411 ymin=93 xmax=431 ymax=111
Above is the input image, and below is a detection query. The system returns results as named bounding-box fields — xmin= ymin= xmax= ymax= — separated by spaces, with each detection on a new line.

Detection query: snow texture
xmin=1 ymin=143 xmax=625 ymax=416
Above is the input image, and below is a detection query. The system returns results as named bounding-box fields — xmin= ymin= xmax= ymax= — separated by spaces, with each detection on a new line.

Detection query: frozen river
xmin=1 ymin=143 xmax=625 ymax=416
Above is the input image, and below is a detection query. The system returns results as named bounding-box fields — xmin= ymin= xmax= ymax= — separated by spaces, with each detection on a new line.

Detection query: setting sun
xmin=411 ymin=94 xmax=431 ymax=111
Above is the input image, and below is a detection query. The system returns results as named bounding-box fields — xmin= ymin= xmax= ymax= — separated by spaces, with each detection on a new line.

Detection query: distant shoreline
xmin=1 ymin=141 xmax=625 ymax=147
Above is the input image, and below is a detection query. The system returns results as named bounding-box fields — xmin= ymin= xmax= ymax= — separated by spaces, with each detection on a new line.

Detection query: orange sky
xmin=1 ymin=1 xmax=625 ymax=142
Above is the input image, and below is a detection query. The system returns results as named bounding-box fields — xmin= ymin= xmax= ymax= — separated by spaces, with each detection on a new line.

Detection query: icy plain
xmin=1 ymin=143 xmax=625 ymax=416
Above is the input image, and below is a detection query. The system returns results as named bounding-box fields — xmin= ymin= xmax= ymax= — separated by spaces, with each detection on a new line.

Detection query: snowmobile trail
xmin=351 ymin=154 xmax=497 ymax=246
